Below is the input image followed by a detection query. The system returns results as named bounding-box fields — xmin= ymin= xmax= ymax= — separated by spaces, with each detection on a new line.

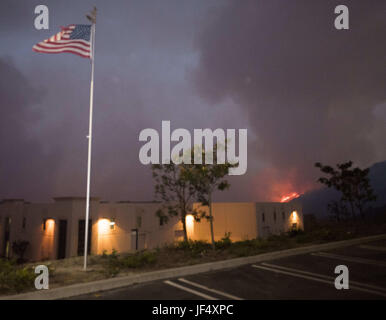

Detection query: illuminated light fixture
xmin=42 ymin=218 xmax=55 ymax=234
xmin=291 ymin=211 xmax=298 ymax=223
xmin=185 ymin=214 xmax=194 ymax=237
xmin=110 ymin=218 xmax=116 ymax=230
xmin=42 ymin=218 xmax=55 ymax=231
xmin=98 ymin=218 xmax=115 ymax=233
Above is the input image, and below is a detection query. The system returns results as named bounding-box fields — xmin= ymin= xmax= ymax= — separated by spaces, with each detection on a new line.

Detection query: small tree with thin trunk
xmin=152 ymin=162 xmax=204 ymax=242
xmin=315 ymin=161 xmax=377 ymax=220
xmin=194 ymin=145 xmax=235 ymax=249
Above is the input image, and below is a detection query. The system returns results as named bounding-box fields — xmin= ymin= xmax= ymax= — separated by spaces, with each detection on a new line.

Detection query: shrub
xmin=101 ymin=249 xmax=120 ymax=277
xmin=102 ymin=250 xmax=158 ymax=276
xmin=0 ymin=259 xmax=35 ymax=294
xmin=121 ymin=251 xmax=157 ymax=268
xmin=175 ymin=240 xmax=211 ymax=256
xmin=215 ymin=232 xmax=232 ymax=250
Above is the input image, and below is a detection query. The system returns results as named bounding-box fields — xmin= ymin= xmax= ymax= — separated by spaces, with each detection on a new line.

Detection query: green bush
xmin=122 ymin=251 xmax=157 ymax=268
xmin=175 ymin=240 xmax=211 ymax=256
xmin=215 ymin=232 xmax=232 ymax=250
xmin=0 ymin=259 xmax=35 ymax=294
xmin=102 ymin=250 xmax=158 ymax=276
xmin=101 ymin=249 xmax=120 ymax=277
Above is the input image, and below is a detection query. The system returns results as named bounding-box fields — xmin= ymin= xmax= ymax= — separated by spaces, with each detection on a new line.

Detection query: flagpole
xmin=83 ymin=17 xmax=96 ymax=271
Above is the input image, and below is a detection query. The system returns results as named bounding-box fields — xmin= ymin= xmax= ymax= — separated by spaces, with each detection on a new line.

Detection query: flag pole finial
xmin=86 ymin=6 xmax=97 ymax=24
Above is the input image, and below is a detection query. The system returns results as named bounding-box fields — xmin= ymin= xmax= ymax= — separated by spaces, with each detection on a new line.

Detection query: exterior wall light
xmin=42 ymin=218 xmax=55 ymax=234
xmin=110 ymin=218 xmax=116 ymax=230
xmin=185 ymin=214 xmax=194 ymax=237
xmin=98 ymin=218 xmax=115 ymax=233
xmin=291 ymin=211 xmax=298 ymax=223
xmin=43 ymin=218 xmax=55 ymax=231
xmin=291 ymin=211 xmax=298 ymax=229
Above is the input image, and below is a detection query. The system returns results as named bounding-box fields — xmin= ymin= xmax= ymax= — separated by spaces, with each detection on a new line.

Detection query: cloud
xmin=0 ymin=57 xmax=58 ymax=199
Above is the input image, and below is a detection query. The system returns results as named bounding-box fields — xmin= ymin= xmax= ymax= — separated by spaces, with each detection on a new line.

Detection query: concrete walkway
xmin=2 ymin=233 xmax=386 ymax=300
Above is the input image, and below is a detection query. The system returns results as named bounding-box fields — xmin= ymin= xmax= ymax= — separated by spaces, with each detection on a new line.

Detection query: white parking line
xmin=178 ymin=278 xmax=244 ymax=300
xmin=262 ymin=262 xmax=386 ymax=293
xmin=312 ymin=252 xmax=386 ymax=267
xmin=359 ymin=245 xmax=386 ymax=252
xmin=164 ymin=280 xmax=218 ymax=300
xmin=252 ymin=264 xmax=386 ymax=298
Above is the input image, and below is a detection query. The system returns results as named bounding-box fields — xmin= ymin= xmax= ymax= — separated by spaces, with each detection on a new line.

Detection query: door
xmin=138 ymin=233 xmax=146 ymax=250
xmin=77 ymin=219 xmax=92 ymax=256
xmin=131 ymin=229 xmax=138 ymax=251
xmin=57 ymin=220 xmax=67 ymax=259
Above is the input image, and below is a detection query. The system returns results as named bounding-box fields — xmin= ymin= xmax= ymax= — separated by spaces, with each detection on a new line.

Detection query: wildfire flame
xmin=280 ymin=192 xmax=300 ymax=203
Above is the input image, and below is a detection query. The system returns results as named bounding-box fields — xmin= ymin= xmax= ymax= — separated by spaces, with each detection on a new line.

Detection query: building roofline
xmin=0 ymin=199 xmax=25 ymax=203
xmin=53 ymin=197 xmax=101 ymax=202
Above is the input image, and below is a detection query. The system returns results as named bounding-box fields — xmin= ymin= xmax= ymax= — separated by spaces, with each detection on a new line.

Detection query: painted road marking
xmin=178 ymin=278 xmax=244 ymax=300
xmin=252 ymin=264 xmax=386 ymax=298
xmin=164 ymin=280 xmax=218 ymax=300
xmin=359 ymin=245 xmax=386 ymax=252
xmin=312 ymin=252 xmax=386 ymax=267
xmin=262 ymin=262 xmax=386 ymax=293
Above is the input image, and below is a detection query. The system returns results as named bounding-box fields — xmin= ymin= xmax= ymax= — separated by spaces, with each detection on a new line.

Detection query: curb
xmin=2 ymin=233 xmax=386 ymax=300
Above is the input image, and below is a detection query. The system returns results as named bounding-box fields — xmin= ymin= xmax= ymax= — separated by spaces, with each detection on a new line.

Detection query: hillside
xmin=297 ymin=160 xmax=386 ymax=217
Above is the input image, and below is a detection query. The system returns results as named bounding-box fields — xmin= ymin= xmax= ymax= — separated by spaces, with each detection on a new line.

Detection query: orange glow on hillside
xmin=252 ymin=167 xmax=315 ymax=202
xmin=280 ymin=192 xmax=300 ymax=203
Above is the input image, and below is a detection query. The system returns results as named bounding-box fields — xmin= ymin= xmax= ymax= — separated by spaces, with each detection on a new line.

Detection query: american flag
xmin=33 ymin=24 xmax=92 ymax=59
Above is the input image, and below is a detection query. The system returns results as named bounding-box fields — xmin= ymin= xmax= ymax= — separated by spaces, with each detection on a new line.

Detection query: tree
xmin=327 ymin=200 xmax=350 ymax=222
xmin=152 ymin=162 xmax=204 ymax=242
xmin=315 ymin=161 xmax=377 ymax=219
xmin=194 ymin=145 xmax=235 ymax=248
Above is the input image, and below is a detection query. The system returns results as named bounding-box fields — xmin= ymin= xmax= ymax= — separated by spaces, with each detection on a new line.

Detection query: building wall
xmin=255 ymin=201 xmax=303 ymax=238
xmin=0 ymin=198 xmax=303 ymax=262
xmin=94 ymin=202 xmax=180 ymax=254
xmin=191 ymin=202 xmax=257 ymax=241
xmin=191 ymin=201 xmax=303 ymax=242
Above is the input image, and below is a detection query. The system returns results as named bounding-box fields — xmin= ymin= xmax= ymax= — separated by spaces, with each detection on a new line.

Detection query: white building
xmin=0 ymin=197 xmax=303 ymax=262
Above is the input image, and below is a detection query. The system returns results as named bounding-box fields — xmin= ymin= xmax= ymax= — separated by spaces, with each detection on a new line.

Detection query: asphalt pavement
xmin=73 ymin=238 xmax=386 ymax=300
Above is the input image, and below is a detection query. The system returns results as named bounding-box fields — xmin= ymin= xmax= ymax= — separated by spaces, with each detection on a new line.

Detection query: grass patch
xmin=101 ymin=250 xmax=158 ymax=277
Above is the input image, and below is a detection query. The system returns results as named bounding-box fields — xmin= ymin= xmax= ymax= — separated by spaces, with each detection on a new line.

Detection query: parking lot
xmin=74 ymin=238 xmax=386 ymax=300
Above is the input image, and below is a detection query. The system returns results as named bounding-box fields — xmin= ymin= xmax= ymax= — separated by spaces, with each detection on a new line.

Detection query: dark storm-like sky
xmin=0 ymin=0 xmax=385 ymax=202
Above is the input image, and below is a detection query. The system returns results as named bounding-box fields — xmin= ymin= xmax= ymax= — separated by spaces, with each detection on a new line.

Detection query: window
xmin=22 ymin=217 xmax=26 ymax=230
xmin=262 ymin=212 xmax=265 ymax=223
xmin=273 ymin=211 xmax=277 ymax=222
xmin=282 ymin=211 xmax=285 ymax=220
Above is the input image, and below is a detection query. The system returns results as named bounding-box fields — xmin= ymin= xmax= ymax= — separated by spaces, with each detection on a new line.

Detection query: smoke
xmin=193 ymin=0 xmax=386 ymax=198
xmin=0 ymin=57 xmax=58 ymax=199
xmin=1 ymin=1 xmax=385 ymax=202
